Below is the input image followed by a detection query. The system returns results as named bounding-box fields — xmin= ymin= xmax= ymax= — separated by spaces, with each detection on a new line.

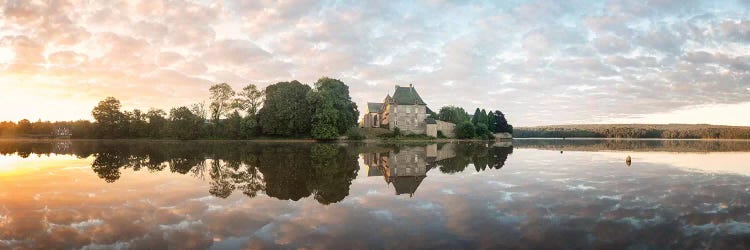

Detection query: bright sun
xmin=0 ymin=47 xmax=14 ymax=64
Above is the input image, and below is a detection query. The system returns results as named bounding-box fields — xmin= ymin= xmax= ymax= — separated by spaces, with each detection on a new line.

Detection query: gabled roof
xmin=392 ymin=85 xmax=426 ymax=105
xmin=392 ymin=176 xmax=425 ymax=196
xmin=367 ymin=102 xmax=383 ymax=113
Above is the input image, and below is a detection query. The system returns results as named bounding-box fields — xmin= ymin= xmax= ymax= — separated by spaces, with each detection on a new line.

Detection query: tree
xmin=235 ymin=84 xmax=264 ymax=138
xmin=17 ymin=119 xmax=31 ymax=134
xmin=472 ymin=108 xmax=488 ymax=126
xmin=224 ymin=111 xmax=242 ymax=138
xmin=236 ymin=84 xmax=264 ymax=115
xmin=455 ymin=121 xmax=476 ymax=139
xmin=494 ymin=110 xmax=512 ymax=133
xmin=240 ymin=115 xmax=258 ymax=138
xmin=308 ymin=77 xmax=359 ymax=139
xmin=146 ymin=109 xmax=167 ymax=138
xmin=128 ymin=109 xmax=148 ymax=138
xmin=191 ymin=102 xmax=208 ymax=121
xmin=437 ymin=106 xmax=470 ymax=124
xmin=475 ymin=123 xmax=493 ymax=139
xmin=168 ymin=106 xmax=202 ymax=139
xmin=310 ymin=105 xmax=339 ymax=140
xmin=92 ymin=97 xmax=127 ymax=138
xmin=480 ymin=109 xmax=488 ymax=125
xmin=258 ymin=81 xmax=313 ymax=136
xmin=209 ymin=83 xmax=236 ymax=121
xmin=487 ymin=111 xmax=497 ymax=132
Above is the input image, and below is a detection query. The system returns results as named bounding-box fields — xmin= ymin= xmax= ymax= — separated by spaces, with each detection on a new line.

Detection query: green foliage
xmin=2 ymin=78 xmax=525 ymax=141
xmin=127 ymin=109 xmax=148 ymax=138
xmin=487 ymin=111 xmax=498 ymax=132
xmin=493 ymin=110 xmax=512 ymax=133
xmin=311 ymin=124 xmax=338 ymax=140
xmin=393 ymin=127 xmax=402 ymax=137
xmin=311 ymin=77 xmax=359 ymax=135
xmin=235 ymin=84 xmax=264 ymax=115
xmin=437 ymin=106 xmax=470 ymax=124
xmin=146 ymin=109 xmax=167 ymax=138
xmin=345 ymin=127 xmax=366 ymax=140
xmin=224 ymin=111 xmax=243 ymax=138
xmin=92 ymin=97 xmax=128 ymax=138
xmin=475 ymin=123 xmax=493 ymax=139
xmin=168 ymin=106 xmax=202 ymax=140
xmin=240 ymin=115 xmax=258 ymax=138
xmin=472 ymin=108 xmax=488 ymax=125
xmin=258 ymin=80 xmax=313 ymax=136
xmin=455 ymin=122 xmax=476 ymax=139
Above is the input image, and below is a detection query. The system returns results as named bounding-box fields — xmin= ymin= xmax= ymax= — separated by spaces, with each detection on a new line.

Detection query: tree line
xmin=514 ymin=124 xmax=750 ymax=139
xmin=431 ymin=106 xmax=513 ymax=139
xmin=0 ymin=77 xmax=359 ymax=140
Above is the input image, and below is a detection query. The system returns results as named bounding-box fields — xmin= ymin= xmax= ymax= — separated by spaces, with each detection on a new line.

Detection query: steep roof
xmin=426 ymin=106 xmax=435 ymax=115
xmin=367 ymin=102 xmax=383 ymax=113
xmin=392 ymin=85 xmax=426 ymax=105
xmin=392 ymin=176 xmax=425 ymax=196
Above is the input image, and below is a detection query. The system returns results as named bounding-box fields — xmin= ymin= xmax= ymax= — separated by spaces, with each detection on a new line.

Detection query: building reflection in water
xmin=0 ymin=140 xmax=513 ymax=203
xmin=363 ymin=143 xmax=511 ymax=197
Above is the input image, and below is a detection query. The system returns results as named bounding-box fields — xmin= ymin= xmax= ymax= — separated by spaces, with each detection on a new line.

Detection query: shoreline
xmin=2 ymin=137 xmax=750 ymax=142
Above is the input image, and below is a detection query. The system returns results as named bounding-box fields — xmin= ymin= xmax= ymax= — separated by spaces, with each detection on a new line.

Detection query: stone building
xmin=361 ymin=84 xmax=454 ymax=137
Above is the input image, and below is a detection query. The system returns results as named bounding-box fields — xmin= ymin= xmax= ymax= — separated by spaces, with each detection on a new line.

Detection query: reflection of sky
xmin=2 ymin=148 xmax=750 ymax=248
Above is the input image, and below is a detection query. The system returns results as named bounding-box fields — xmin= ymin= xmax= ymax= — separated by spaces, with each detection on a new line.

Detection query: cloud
xmin=0 ymin=0 xmax=749 ymax=125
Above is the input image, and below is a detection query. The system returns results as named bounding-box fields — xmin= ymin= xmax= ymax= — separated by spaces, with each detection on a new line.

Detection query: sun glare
xmin=0 ymin=47 xmax=14 ymax=64
xmin=0 ymin=154 xmax=91 ymax=177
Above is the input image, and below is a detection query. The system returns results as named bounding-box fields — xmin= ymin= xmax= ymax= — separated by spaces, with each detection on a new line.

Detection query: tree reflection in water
xmin=0 ymin=141 xmax=514 ymax=204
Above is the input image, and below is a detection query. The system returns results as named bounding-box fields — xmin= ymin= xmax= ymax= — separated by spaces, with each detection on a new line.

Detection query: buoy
xmin=625 ymin=156 xmax=632 ymax=166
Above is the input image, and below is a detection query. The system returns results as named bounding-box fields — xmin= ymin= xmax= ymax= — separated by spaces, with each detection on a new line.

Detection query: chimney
xmin=409 ymin=84 xmax=413 ymax=88
xmin=395 ymin=84 xmax=400 ymax=89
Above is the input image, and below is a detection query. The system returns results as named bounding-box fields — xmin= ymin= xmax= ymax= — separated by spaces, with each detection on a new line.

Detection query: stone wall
xmin=389 ymin=146 xmax=428 ymax=176
xmin=494 ymin=132 xmax=513 ymax=139
xmin=389 ymin=104 xmax=426 ymax=134
xmin=426 ymin=124 xmax=438 ymax=137
xmin=436 ymin=121 xmax=455 ymax=138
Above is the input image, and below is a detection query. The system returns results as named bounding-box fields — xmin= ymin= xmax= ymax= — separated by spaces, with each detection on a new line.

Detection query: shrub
xmin=475 ymin=123 xmax=493 ymax=140
xmin=455 ymin=122 xmax=475 ymax=139
xmin=311 ymin=124 xmax=338 ymax=140
xmin=345 ymin=127 xmax=365 ymax=140
xmin=393 ymin=127 xmax=402 ymax=137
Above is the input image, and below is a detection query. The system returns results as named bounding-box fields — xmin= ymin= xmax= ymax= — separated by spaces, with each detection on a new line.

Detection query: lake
xmin=1 ymin=139 xmax=750 ymax=249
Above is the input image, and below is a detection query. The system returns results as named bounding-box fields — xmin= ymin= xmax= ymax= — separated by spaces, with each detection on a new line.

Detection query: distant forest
xmin=514 ymin=124 xmax=750 ymax=139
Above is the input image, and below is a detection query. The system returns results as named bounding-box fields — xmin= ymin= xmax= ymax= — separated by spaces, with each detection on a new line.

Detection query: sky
xmin=0 ymin=0 xmax=749 ymax=126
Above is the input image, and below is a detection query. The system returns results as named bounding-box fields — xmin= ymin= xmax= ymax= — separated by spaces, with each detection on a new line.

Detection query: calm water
xmin=2 ymin=139 xmax=750 ymax=249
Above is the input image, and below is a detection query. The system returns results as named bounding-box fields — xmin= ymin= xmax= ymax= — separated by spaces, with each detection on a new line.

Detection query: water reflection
xmin=0 ymin=140 xmax=512 ymax=204
xmin=514 ymin=138 xmax=750 ymax=152
xmin=362 ymin=143 xmax=511 ymax=197
xmin=3 ymin=140 xmax=750 ymax=249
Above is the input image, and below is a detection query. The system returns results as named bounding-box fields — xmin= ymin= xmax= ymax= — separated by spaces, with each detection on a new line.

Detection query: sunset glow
xmin=1 ymin=0 xmax=749 ymax=125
